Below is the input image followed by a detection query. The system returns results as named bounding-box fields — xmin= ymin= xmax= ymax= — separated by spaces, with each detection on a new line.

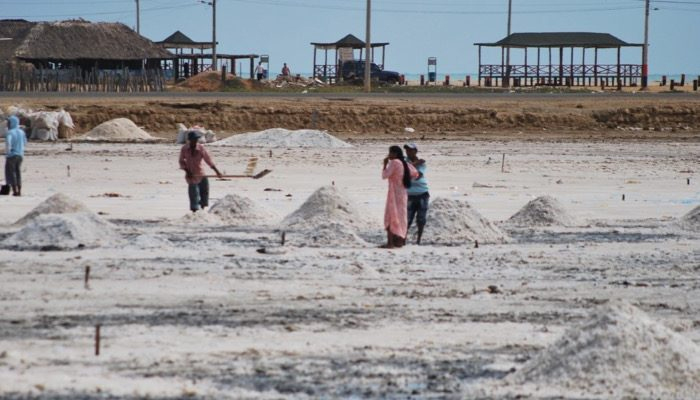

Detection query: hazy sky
xmin=4 ymin=0 xmax=700 ymax=75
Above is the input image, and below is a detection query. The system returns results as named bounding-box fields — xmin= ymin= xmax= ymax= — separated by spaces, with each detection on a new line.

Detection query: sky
xmin=3 ymin=0 xmax=700 ymax=75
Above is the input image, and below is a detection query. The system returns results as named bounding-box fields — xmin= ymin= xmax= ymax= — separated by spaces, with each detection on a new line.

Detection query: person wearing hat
xmin=178 ymin=130 xmax=222 ymax=212
xmin=404 ymin=143 xmax=429 ymax=244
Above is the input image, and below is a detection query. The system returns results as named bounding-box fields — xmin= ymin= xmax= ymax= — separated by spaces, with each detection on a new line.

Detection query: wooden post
xmin=312 ymin=47 xmax=317 ymax=79
xmin=548 ymin=47 xmax=552 ymax=84
xmin=524 ymin=47 xmax=528 ymax=84
xmin=95 ymin=324 xmax=101 ymax=356
xmin=680 ymin=74 xmax=686 ymax=86
xmin=616 ymin=47 xmax=622 ymax=90
xmin=670 ymin=79 xmax=675 ymax=90
xmin=558 ymin=47 xmax=564 ymax=85
xmin=478 ymin=45 xmax=482 ymax=86
xmin=537 ymin=47 xmax=540 ymax=84
xmin=249 ymin=57 xmax=254 ymax=80
xmin=582 ymin=47 xmax=586 ymax=85
xmin=569 ymin=47 xmax=574 ymax=85
xmin=501 ymin=154 xmax=506 ymax=173
xmin=661 ymin=75 xmax=666 ymax=86
xmin=694 ymin=80 xmax=698 ymax=91
xmin=84 ymin=265 xmax=90 ymax=289
xmin=501 ymin=46 xmax=505 ymax=87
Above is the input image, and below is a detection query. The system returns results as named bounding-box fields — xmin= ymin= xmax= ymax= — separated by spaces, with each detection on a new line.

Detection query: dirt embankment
xmin=7 ymin=96 xmax=700 ymax=140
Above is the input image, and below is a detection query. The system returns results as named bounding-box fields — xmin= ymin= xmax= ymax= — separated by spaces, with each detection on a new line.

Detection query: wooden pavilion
xmin=0 ymin=19 xmax=172 ymax=92
xmin=310 ymin=34 xmax=389 ymax=83
xmin=474 ymin=32 xmax=643 ymax=88
xmin=157 ymin=31 xmax=259 ymax=80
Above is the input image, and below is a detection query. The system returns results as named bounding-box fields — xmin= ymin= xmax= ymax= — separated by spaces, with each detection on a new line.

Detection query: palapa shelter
xmin=158 ymin=30 xmax=259 ymax=80
xmin=0 ymin=19 xmax=173 ymax=92
xmin=310 ymin=34 xmax=389 ymax=83
xmin=474 ymin=32 xmax=643 ymax=88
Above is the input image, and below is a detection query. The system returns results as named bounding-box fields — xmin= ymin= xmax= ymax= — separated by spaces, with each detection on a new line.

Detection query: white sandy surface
xmin=0 ymin=138 xmax=698 ymax=399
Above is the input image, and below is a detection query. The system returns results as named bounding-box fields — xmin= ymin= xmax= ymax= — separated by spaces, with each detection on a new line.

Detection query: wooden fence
xmin=0 ymin=65 xmax=165 ymax=92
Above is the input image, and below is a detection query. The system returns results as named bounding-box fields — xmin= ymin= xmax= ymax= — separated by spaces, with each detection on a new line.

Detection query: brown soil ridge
xmin=6 ymin=97 xmax=700 ymax=140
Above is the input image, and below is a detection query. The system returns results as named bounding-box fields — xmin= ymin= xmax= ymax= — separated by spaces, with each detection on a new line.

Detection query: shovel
xmin=200 ymin=169 xmax=272 ymax=179
xmin=197 ymin=157 xmax=272 ymax=180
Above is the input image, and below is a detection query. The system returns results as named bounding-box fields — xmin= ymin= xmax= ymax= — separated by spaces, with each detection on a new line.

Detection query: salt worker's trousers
xmin=188 ymin=178 xmax=209 ymax=211
xmin=5 ymin=156 xmax=22 ymax=187
xmin=407 ymin=192 xmax=430 ymax=228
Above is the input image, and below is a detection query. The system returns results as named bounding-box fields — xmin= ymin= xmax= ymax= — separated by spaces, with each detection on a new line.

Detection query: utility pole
xmin=504 ymin=0 xmax=512 ymax=87
xmin=212 ymin=0 xmax=217 ymax=71
xmin=642 ymin=0 xmax=650 ymax=89
xmin=135 ymin=0 xmax=140 ymax=34
xmin=364 ymin=0 xmax=372 ymax=93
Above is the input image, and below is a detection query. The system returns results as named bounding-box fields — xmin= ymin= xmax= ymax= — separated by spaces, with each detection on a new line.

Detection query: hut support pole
xmin=570 ymin=47 xmax=574 ymax=86
xmin=582 ymin=47 xmax=586 ymax=85
xmin=594 ymin=48 xmax=598 ymax=86
xmin=382 ymin=45 xmax=385 ymax=69
xmin=478 ymin=45 xmax=482 ymax=86
xmin=500 ymin=47 xmax=505 ymax=87
xmin=524 ymin=47 xmax=528 ymax=85
xmin=617 ymin=46 xmax=622 ymax=89
xmin=249 ymin=57 xmax=254 ymax=80
xmin=559 ymin=47 xmax=563 ymax=85
xmin=537 ymin=47 xmax=540 ymax=85
xmin=313 ymin=48 xmax=317 ymax=79
xmin=548 ymin=47 xmax=552 ymax=84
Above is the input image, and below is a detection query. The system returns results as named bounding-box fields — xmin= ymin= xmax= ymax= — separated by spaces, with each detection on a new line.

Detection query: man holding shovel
xmin=179 ymin=131 xmax=222 ymax=212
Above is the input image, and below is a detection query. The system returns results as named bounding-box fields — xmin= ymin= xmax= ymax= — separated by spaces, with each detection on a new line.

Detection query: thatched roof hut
xmin=0 ymin=19 xmax=172 ymax=68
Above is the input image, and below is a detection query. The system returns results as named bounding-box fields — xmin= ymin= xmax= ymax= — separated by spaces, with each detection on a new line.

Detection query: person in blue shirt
xmin=5 ymin=116 xmax=27 ymax=196
xmin=404 ymin=143 xmax=429 ymax=244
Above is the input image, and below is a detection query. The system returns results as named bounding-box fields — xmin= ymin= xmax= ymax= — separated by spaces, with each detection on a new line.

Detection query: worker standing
xmin=5 ymin=116 xmax=27 ymax=197
xmin=179 ymin=131 xmax=222 ymax=212
xmin=404 ymin=143 xmax=430 ymax=244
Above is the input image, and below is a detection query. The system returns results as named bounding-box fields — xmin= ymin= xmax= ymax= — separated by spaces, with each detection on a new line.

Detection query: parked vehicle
xmin=341 ymin=60 xmax=400 ymax=84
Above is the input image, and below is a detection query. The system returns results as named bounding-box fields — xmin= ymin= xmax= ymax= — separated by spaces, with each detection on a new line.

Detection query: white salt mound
xmin=15 ymin=193 xmax=89 ymax=225
xmin=211 ymin=128 xmax=352 ymax=148
xmin=209 ymin=194 xmax=278 ymax=226
xmin=3 ymin=212 xmax=120 ymax=250
xmin=281 ymin=186 xmax=369 ymax=247
xmin=678 ymin=205 xmax=700 ymax=232
xmin=129 ymin=234 xmax=172 ymax=250
xmin=177 ymin=210 xmax=223 ymax=226
xmin=507 ymin=195 xmax=577 ymax=227
xmin=83 ymin=118 xmax=157 ymax=141
xmin=506 ymin=301 xmax=700 ymax=399
xmin=419 ymin=198 xmax=508 ymax=245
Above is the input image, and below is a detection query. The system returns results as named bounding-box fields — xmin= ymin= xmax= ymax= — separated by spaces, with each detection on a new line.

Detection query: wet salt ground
xmin=1 ymin=217 xmax=699 ymax=399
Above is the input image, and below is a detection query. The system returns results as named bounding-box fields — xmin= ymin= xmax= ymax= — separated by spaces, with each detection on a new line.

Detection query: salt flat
xmin=0 ymin=138 xmax=698 ymax=399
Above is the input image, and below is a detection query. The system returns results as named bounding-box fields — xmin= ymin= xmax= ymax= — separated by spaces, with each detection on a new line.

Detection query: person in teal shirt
xmin=404 ymin=143 xmax=429 ymax=244
xmin=5 ymin=116 xmax=27 ymax=196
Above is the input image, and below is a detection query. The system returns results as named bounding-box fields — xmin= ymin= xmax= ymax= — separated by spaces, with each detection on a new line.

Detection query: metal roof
xmin=475 ymin=32 xmax=643 ymax=48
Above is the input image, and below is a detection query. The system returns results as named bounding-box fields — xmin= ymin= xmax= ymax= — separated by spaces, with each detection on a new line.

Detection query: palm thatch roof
xmin=0 ymin=19 xmax=173 ymax=62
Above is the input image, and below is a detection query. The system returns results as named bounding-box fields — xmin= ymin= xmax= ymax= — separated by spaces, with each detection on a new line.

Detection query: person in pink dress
xmin=382 ymin=145 xmax=418 ymax=248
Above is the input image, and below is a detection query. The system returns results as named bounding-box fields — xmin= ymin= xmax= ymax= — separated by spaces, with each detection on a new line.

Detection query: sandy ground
xmin=3 ymin=94 xmax=700 ymax=140
xmin=0 ymin=136 xmax=698 ymax=399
